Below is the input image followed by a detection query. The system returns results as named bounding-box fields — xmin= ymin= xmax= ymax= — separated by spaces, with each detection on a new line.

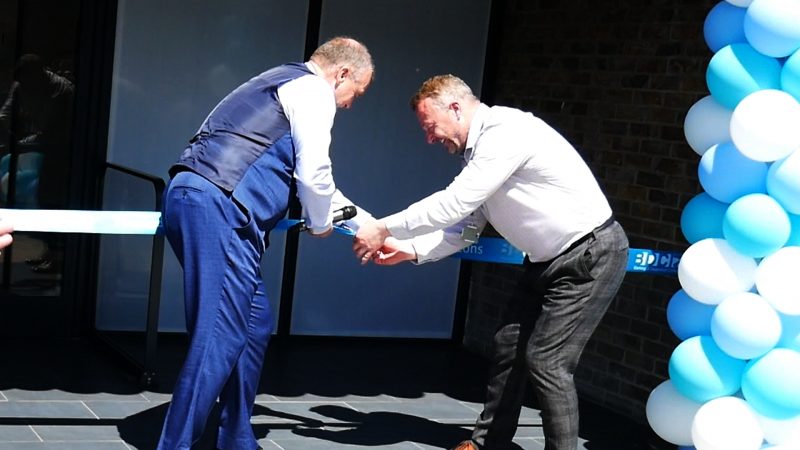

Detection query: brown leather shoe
xmin=450 ymin=441 xmax=478 ymax=450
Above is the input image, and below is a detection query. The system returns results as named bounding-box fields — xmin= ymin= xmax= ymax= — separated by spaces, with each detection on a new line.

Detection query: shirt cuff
xmin=309 ymin=224 xmax=331 ymax=234
xmin=383 ymin=211 xmax=414 ymax=239
xmin=409 ymin=231 xmax=447 ymax=264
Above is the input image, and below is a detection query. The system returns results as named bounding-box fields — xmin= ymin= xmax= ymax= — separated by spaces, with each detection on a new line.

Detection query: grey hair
xmin=311 ymin=36 xmax=374 ymax=83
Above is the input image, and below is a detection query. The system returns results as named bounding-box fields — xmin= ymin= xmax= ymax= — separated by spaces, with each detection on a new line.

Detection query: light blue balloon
xmin=667 ymin=289 xmax=716 ymax=340
xmin=681 ymin=192 xmax=728 ymax=244
xmin=705 ymin=1 xmax=748 ymax=52
xmin=698 ymin=142 xmax=768 ymax=203
xmin=744 ymin=0 xmax=800 ymax=58
xmin=741 ymin=348 xmax=800 ymax=419
xmin=707 ymin=43 xmax=782 ymax=109
xmin=787 ymin=212 xmax=800 ymax=246
xmin=668 ymin=335 xmax=747 ymax=403
xmin=783 ymin=49 xmax=800 ymax=102
xmin=766 ymin=150 xmax=800 ymax=215
xmin=723 ymin=193 xmax=790 ymax=257
xmin=778 ymin=312 xmax=800 ymax=351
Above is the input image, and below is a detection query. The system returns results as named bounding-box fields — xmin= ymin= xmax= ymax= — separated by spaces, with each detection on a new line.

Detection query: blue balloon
xmin=667 ymin=289 xmax=716 ymax=340
xmin=698 ymin=142 xmax=768 ymax=203
xmin=705 ymin=1 xmax=748 ymax=52
xmin=707 ymin=43 xmax=782 ymax=109
xmin=744 ymin=0 xmax=800 ymax=58
xmin=741 ymin=348 xmax=800 ymax=419
xmin=681 ymin=192 xmax=728 ymax=244
xmin=723 ymin=193 xmax=791 ymax=257
xmin=787 ymin=212 xmax=800 ymax=246
xmin=783 ymin=49 xmax=800 ymax=102
xmin=669 ymin=335 xmax=747 ymax=403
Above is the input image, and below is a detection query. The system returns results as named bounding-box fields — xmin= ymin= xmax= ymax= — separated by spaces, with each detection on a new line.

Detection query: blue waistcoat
xmin=170 ymin=63 xmax=313 ymax=233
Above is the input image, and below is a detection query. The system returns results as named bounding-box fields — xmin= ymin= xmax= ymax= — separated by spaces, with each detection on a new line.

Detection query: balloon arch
xmin=646 ymin=1 xmax=800 ymax=449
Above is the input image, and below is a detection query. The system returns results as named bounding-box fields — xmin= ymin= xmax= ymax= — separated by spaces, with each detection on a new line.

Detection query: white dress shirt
xmin=277 ymin=62 xmax=371 ymax=233
xmin=383 ymin=104 xmax=612 ymax=263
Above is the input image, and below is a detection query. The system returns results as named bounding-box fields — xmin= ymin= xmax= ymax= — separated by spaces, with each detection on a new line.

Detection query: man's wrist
xmin=378 ymin=220 xmax=391 ymax=240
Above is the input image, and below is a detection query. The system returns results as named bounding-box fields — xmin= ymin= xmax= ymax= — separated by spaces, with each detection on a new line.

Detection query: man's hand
xmin=0 ymin=222 xmax=13 ymax=249
xmin=374 ymin=238 xmax=416 ymax=266
xmin=353 ymin=219 xmax=390 ymax=265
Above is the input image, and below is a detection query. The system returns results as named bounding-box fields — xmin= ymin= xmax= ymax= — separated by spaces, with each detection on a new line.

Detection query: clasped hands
xmin=352 ymin=219 xmax=415 ymax=266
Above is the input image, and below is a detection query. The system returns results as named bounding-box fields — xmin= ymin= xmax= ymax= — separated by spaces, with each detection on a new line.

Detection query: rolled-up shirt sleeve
xmin=278 ymin=74 xmax=337 ymax=234
xmin=406 ymin=208 xmax=488 ymax=263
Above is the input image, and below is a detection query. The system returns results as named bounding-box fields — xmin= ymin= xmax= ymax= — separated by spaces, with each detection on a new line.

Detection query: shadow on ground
xmin=0 ymin=336 xmax=670 ymax=449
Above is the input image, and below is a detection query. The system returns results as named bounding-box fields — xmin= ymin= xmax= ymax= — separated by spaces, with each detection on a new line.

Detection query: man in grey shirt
xmin=354 ymin=74 xmax=629 ymax=450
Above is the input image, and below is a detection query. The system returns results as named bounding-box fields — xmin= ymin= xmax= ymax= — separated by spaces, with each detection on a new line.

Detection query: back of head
xmin=311 ymin=36 xmax=374 ymax=83
xmin=410 ymin=74 xmax=477 ymax=111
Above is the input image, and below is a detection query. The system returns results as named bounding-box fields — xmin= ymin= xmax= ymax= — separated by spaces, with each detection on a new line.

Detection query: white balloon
xmin=692 ymin=396 xmax=764 ymax=450
xmin=685 ymin=96 xmax=733 ymax=156
xmin=744 ymin=0 xmax=800 ymax=58
xmin=758 ymin=411 xmax=800 ymax=446
xmin=678 ymin=238 xmax=758 ymax=305
xmin=756 ymin=247 xmax=800 ymax=315
xmin=726 ymin=0 xmax=754 ymax=6
xmin=730 ymin=89 xmax=800 ymax=162
xmin=711 ymin=292 xmax=782 ymax=359
xmin=646 ymin=380 xmax=704 ymax=445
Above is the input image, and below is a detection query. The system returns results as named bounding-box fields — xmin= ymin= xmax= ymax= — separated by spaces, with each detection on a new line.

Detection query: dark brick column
xmin=465 ymin=0 xmax=717 ymax=422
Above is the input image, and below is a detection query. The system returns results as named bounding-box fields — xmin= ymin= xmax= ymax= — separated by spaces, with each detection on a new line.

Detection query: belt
xmin=565 ymin=215 xmax=616 ymax=253
xmin=526 ymin=216 xmax=616 ymax=266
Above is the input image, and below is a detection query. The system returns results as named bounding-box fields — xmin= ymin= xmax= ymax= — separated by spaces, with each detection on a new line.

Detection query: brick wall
xmin=464 ymin=0 xmax=718 ymax=427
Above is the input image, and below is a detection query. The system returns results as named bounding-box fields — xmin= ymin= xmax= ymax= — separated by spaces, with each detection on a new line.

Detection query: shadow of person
xmin=251 ymin=402 xmax=325 ymax=429
xmin=116 ymin=402 xmax=218 ymax=450
xmin=287 ymin=404 xmax=524 ymax=450
xmin=116 ymin=402 xmax=169 ymax=449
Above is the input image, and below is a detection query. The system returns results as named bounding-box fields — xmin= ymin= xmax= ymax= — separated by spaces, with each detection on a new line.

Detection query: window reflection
xmin=0 ymin=0 xmax=78 ymax=295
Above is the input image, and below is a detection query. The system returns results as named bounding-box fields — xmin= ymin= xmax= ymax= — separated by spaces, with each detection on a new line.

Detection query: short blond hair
xmin=311 ymin=36 xmax=374 ymax=83
xmin=410 ymin=74 xmax=477 ymax=110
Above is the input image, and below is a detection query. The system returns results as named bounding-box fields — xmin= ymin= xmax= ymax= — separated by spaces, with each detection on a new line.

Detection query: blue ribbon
xmin=451 ymin=237 xmax=680 ymax=275
xmin=273 ymin=219 xmax=356 ymax=237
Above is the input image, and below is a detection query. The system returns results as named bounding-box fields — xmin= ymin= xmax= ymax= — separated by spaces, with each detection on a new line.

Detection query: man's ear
xmin=333 ymin=67 xmax=348 ymax=89
xmin=450 ymin=102 xmax=462 ymax=121
xmin=338 ymin=66 xmax=350 ymax=81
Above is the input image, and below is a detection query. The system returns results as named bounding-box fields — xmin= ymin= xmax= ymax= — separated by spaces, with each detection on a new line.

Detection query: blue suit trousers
xmin=157 ymin=171 xmax=273 ymax=450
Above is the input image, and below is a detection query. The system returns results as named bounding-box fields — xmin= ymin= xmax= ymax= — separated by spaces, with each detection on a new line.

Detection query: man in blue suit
xmin=157 ymin=36 xmax=374 ymax=450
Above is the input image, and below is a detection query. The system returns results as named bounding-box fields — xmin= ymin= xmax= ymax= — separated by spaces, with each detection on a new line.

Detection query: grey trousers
xmin=471 ymin=220 xmax=629 ymax=450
